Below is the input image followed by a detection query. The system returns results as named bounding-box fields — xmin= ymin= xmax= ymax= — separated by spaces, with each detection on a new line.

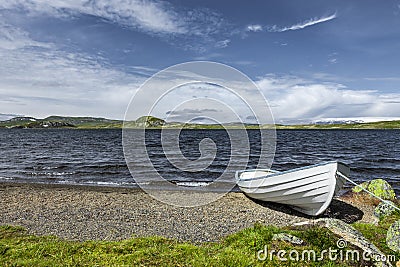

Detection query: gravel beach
xmin=0 ymin=182 xmax=374 ymax=242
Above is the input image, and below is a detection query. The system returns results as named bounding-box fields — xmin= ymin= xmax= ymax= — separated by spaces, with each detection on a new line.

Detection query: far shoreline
xmin=1 ymin=126 xmax=400 ymax=130
xmin=1 ymin=115 xmax=399 ymax=130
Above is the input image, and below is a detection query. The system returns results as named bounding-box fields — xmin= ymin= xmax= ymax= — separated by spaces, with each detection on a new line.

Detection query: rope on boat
xmin=337 ymin=171 xmax=400 ymax=212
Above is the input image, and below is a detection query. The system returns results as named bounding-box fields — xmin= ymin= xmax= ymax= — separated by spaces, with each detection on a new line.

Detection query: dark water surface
xmin=0 ymin=129 xmax=399 ymax=193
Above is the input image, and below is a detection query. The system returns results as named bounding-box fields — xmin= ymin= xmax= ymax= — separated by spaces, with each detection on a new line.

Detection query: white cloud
xmin=268 ymin=13 xmax=337 ymax=32
xmin=0 ymin=0 xmax=186 ymax=34
xmin=256 ymin=74 xmax=400 ymax=124
xmin=0 ymin=21 xmax=52 ymax=50
xmin=364 ymin=77 xmax=400 ymax=82
xmin=215 ymin=39 xmax=230 ymax=48
xmin=328 ymin=52 xmax=338 ymax=64
xmin=0 ymin=21 xmax=143 ymax=119
xmin=328 ymin=58 xmax=337 ymax=64
xmin=1 ymin=1 xmax=231 ymax=42
xmin=0 ymin=0 xmax=231 ymax=52
xmin=89 ymin=0 xmax=186 ymax=34
xmin=246 ymin=24 xmax=263 ymax=32
xmin=143 ymin=73 xmax=400 ymax=125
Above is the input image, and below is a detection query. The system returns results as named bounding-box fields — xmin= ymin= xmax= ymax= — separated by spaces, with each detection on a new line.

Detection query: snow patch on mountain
xmin=312 ymin=117 xmax=400 ymax=124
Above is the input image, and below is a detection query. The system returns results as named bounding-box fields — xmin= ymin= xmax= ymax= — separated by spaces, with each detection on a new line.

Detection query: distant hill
xmin=0 ymin=115 xmax=399 ymax=129
xmin=0 ymin=116 xmax=122 ymax=129
xmin=134 ymin=116 xmax=165 ymax=127
xmin=43 ymin=116 xmax=123 ymax=128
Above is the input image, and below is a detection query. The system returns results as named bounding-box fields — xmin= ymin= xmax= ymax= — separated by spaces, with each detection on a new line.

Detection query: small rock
xmin=387 ymin=220 xmax=400 ymax=252
xmin=374 ymin=201 xmax=397 ymax=219
xmin=272 ymin=233 xmax=304 ymax=245
xmin=352 ymin=179 xmax=396 ymax=201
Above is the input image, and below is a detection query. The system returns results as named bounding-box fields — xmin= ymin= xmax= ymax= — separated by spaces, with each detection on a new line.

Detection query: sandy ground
xmin=0 ymin=182 xmax=375 ymax=242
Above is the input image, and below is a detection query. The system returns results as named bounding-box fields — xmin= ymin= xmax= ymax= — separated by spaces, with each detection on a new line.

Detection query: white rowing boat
xmin=235 ymin=161 xmax=350 ymax=216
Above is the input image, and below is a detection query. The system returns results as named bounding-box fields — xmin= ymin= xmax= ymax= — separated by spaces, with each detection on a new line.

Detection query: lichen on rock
xmin=352 ymin=179 xmax=396 ymax=201
xmin=387 ymin=220 xmax=400 ymax=252
xmin=374 ymin=201 xmax=397 ymax=219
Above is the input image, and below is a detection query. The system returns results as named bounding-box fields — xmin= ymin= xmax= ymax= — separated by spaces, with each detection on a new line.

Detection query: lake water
xmin=0 ymin=129 xmax=399 ymax=193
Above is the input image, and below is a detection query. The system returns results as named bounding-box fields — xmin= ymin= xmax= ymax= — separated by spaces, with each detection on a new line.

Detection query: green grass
xmin=3 ymin=222 xmax=395 ymax=266
xmin=352 ymin=211 xmax=400 ymax=262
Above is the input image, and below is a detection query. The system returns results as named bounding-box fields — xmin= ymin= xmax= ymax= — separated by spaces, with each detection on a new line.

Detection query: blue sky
xmin=0 ymin=0 xmax=399 ymax=123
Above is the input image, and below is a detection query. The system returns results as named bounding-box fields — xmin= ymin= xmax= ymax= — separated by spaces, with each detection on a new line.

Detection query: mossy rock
xmin=352 ymin=179 xmax=396 ymax=201
xmin=387 ymin=220 xmax=400 ymax=252
xmin=374 ymin=201 xmax=397 ymax=219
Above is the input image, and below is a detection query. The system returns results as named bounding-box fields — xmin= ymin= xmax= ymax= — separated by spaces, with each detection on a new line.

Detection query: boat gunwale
xmin=238 ymin=170 xmax=331 ymax=189
xmin=236 ymin=161 xmax=349 ymax=182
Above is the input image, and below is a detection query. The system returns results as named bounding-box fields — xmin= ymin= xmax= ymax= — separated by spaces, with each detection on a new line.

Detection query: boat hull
xmin=236 ymin=162 xmax=349 ymax=216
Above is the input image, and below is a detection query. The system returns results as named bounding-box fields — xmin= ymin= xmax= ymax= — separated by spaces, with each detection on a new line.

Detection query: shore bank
xmin=0 ymin=182 xmax=374 ymax=242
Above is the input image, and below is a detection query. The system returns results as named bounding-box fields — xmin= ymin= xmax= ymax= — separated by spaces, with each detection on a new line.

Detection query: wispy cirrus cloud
xmin=364 ymin=77 xmax=400 ymax=82
xmin=245 ymin=13 xmax=337 ymax=35
xmin=268 ymin=13 xmax=337 ymax=32
xmin=0 ymin=0 xmax=186 ymax=34
xmin=215 ymin=39 xmax=230 ymax=48
xmin=0 ymin=0 xmax=232 ymax=51
xmin=0 ymin=20 xmax=52 ymax=50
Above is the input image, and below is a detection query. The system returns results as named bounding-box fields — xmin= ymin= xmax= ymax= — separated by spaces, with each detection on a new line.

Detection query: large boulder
xmin=387 ymin=220 xmax=400 ymax=252
xmin=295 ymin=218 xmax=392 ymax=267
xmin=352 ymin=179 xmax=396 ymax=201
xmin=374 ymin=201 xmax=397 ymax=220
